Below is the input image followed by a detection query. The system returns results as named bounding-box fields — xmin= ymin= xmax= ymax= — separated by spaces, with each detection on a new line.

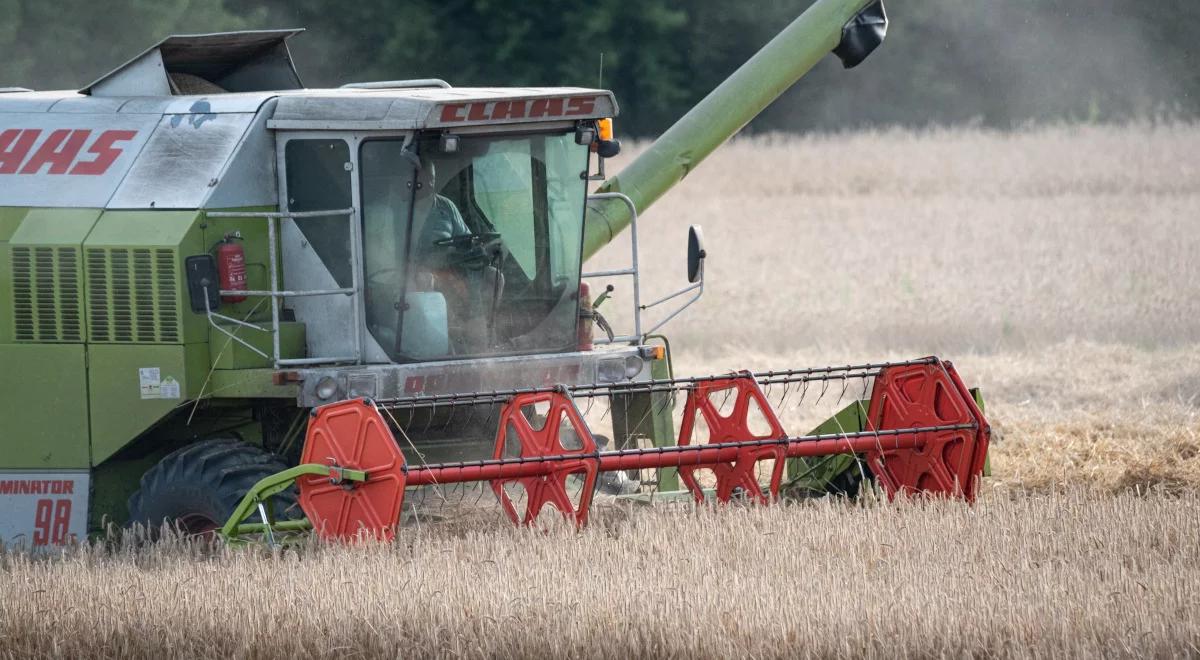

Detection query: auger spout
xmin=582 ymin=0 xmax=887 ymax=259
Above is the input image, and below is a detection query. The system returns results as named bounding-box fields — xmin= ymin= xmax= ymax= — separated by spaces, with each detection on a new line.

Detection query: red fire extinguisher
xmin=216 ymin=232 xmax=247 ymax=304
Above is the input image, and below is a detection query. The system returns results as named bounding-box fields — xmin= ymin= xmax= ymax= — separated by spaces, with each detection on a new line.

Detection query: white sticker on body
xmin=139 ymin=367 xmax=161 ymax=399
xmin=159 ymin=376 xmax=181 ymax=400
xmin=138 ymin=369 xmax=180 ymax=400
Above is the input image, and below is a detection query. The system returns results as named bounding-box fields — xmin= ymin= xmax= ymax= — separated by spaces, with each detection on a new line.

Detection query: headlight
xmin=315 ymin=376 xmax=338 ymax=401
xmin=624 ymin=355 xmax=644 ymax=379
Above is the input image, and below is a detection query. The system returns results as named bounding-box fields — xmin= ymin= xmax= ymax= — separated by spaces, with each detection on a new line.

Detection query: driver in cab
xmin=412 ymin=158 xmax=505 ymax=353
xmin=413 ymin=160 xmax=471 ymax=267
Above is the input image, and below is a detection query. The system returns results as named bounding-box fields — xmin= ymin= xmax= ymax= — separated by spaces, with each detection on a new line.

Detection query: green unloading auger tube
xmin=582 ymin=0 xmax=887 ymax=259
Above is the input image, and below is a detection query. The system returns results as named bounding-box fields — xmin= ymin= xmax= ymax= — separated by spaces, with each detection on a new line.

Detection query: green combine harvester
xmin=0 ymin=0 xmax=990 ymax=545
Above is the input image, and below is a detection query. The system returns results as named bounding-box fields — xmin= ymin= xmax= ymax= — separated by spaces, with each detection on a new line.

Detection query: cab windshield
xmin=361 ymin=132 xmax=588 ymax=362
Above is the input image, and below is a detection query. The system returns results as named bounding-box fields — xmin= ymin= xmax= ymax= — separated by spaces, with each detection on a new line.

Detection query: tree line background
xmin=1 ymin=0 xmax=1195 ymax=136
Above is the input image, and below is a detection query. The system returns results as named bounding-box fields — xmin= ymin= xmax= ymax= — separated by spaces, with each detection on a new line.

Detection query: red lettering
xmin=0 ymin=129 xmax=39 ymax=174
xmin=20 ymin=129 xmax=90 ymax=174
xmin=566 ymin=96 xmax=597 ymax=116
xmin=70 ymin=129 xmax=136 ymax=176
xmin=51 ymin=500 xmax=71 ymax=544
xmin=32 ymin=498 xmax=72 ymax=545
xmin=466 ymin=103 xmax=489 ymax=121
xmin=0 ymin=480 xmax=77 ymax=495
xmin=490 ymin=101 xmax=527 ymax=120
xmin=33 ymin=499 xmax=52 ymax=545
xmin=440 ymin=103 xmax=467 ymax=122
xmin=528 ymin=98 xmax=565 ymax=119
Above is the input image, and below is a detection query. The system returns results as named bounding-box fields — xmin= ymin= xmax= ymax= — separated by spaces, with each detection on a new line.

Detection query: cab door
xmin=276 ymin=133 xmax=387 ymax=363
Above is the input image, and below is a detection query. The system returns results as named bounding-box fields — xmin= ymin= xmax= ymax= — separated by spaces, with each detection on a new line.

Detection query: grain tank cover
xmin=81 ymin=29 xmax=305 ymax=97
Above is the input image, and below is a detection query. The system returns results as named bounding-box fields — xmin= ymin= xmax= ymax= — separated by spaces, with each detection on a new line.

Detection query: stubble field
xmin=3 ymin=123 xmax=1199 ymax=658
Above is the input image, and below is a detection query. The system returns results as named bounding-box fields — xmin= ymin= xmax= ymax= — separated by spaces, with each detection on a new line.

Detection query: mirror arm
xmin=641 ymin=280 xmax=702 ymax=310
xmin=640 ymin=263 xmax=705 ymax=339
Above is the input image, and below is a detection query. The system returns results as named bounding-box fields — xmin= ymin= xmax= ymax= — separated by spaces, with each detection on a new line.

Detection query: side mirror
xmin=185 ymin=254 xmax=221 ymax=313
xmin=687 ymin=225 xmax=706 ymax=284
xmin=596 ymin=139 xmax=621 ymax=158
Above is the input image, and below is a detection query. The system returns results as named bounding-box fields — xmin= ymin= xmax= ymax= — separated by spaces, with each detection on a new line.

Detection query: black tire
xmin=127 ymin=438 xmax=297 ymax=535
xmin=824 ymin=456 xmax=873 ymax=497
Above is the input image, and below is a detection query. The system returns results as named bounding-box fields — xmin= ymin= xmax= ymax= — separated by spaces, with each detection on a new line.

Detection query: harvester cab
xmin=0 ymin=0 xmax=990 ymax=547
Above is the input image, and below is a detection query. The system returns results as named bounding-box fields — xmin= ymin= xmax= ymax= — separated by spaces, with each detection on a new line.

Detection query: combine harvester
xmin=0 ymin=0 xmax=989 ymax=545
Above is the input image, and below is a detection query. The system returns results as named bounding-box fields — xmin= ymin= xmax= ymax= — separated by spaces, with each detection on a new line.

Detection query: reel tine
xmin=481 ymin=405 xmax=494 ymax=432
xmin=720 ymin=388 xmax=734 ymax=411
xmin=776 ymin=380 xmax=792 ymax=409
xmin=653 ymin=389 xmax=675 ymax=417
xmin=452 ymin=481 xmax=466 ymax=514
xmin=815 ymin=378 xmax=830 ymax=404
xmin=461 ymin=400 xmax=477 ymax=430
xmin=423 ymin=402 xmax=436 ymax=434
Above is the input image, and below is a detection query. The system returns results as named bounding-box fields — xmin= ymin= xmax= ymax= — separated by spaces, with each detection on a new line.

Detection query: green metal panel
xmin=209 ymin=368 xmax=299 ymax=399
xmin=783 ymin=399 xmax=868 ymax=496
xmin=209 ymin=321 xmax=306 ymax=369
xmin=83 ymin=210 xmax=206 ymax=345
xmin=0 ymin=344 xmax=90 ymax=468
xmin=582 ymin=0 xmax=876 ymax=259
xmin=0 ymin=207 xmax=30 ymax=345
xmin=0 ymin=208 xmax=26 ymax=242
xmin=610 ymin=355 xmax=678 ymax=491
xmin=87 ymin=343 xmax=209 ymax=465
xmin=5 ymin=209 xmax=103 ymax=344
xmin=972 ymin=388 xmax=990 ymax=477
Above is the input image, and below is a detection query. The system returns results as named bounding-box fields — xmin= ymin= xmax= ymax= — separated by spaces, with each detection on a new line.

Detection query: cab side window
xmin=284 ymin=139 xmax=353 ymax=287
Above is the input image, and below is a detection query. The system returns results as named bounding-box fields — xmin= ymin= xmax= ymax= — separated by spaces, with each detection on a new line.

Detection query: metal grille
xmin=86 ymin=247 xmax=180 ymax=343
xmin=11 ymin=246 xmax=83 ymax=342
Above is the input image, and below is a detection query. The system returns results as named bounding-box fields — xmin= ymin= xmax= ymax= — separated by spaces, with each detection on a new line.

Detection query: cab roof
xmin=0 ymin=86 xmax=618 ymax=130
xmin=0 ymin=29 xmax=617 ymax=127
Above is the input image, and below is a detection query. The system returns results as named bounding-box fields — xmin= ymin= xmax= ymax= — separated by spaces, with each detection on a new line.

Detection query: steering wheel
xmin=433 ymin=232 xmax=504 ymax=268
xmin=433 ymin=232 xmax=502 ymax=249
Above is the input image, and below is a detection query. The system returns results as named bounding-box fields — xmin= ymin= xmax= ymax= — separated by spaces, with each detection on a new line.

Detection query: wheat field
xmin=3 ymin=123 xmax=1199 ymax=658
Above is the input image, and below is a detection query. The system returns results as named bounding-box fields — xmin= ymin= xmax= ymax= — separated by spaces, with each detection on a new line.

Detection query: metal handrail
xmin=581 ymin=192 xmax=641 ymax=345
xmin=205 ymin=208 xmax=360 ymax=368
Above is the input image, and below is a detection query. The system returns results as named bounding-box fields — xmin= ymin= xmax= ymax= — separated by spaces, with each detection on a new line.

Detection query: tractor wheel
xmin=127 ymin=438 xmax=297 ymax=535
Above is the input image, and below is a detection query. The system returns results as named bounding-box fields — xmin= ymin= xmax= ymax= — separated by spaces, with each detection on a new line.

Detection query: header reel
xmin=222 ymin=357 xmax=989 ymax=543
